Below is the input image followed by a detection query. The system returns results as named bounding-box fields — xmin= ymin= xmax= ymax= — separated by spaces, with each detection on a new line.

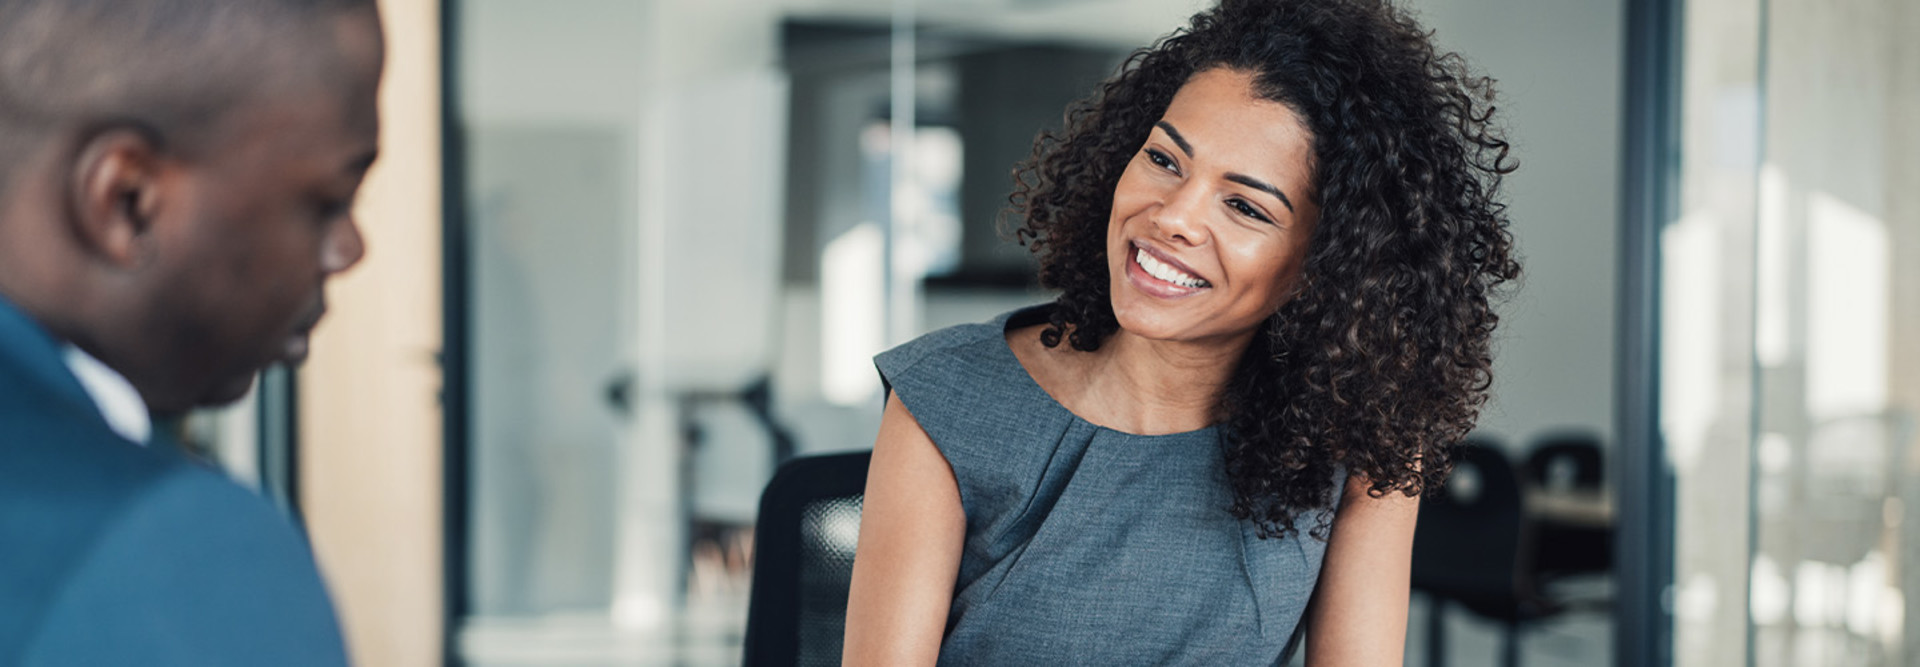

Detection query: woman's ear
xmin=67 ymin=125 xmax=167 ymax=269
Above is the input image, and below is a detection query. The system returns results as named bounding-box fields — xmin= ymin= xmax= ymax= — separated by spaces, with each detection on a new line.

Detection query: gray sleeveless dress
xmin=874 ymin=305 xmax=1341 ymax=666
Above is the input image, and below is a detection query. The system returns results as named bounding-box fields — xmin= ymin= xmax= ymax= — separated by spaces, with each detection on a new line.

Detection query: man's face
xmin=137 ymin=8 xmax=383 ymax=412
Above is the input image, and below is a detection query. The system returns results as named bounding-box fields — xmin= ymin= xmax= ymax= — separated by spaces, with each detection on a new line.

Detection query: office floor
xmin=1396 ymin=587 xmax=1614 ymax=667
xmin=461 ymin=592 xmax=749 ymax=667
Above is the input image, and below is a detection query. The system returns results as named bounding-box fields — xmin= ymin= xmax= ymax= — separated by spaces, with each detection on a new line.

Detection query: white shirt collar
xmin=61 ymin=345 xmax=152 ymax=446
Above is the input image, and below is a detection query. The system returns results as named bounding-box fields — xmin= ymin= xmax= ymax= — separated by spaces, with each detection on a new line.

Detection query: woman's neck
xmin=1018 ymin=323 xmax=1252 ymax=435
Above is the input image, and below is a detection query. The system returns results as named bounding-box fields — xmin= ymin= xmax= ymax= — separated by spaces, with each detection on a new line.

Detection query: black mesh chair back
xmin=1522 ymin=433 xmax=1604 ymax=492
xmin=1411 ymin=440 xmax=1526 ymax=619
xmin=743 ymin=451 xmax=872 ymax=667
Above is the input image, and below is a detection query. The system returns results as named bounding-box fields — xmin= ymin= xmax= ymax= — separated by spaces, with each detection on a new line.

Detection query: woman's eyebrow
xmin=1158 ymin=119 xmax=1296 ymax=213
xmin=1225 ymin=173 xmax=1296 ymax=213
xmin=1155 ymin=121 xmax=1194 ymax=157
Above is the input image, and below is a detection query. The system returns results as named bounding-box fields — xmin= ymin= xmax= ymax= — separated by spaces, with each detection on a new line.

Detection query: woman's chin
xmin=1113 ymin=299 xmax=1271 ymax=350
xmin=1111 ymin=299 xmax=1199 ymax=342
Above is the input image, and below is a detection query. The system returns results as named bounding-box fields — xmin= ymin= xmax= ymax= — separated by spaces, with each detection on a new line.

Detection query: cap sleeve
xmin=873 ymin=320 xmax=1071 ymax=530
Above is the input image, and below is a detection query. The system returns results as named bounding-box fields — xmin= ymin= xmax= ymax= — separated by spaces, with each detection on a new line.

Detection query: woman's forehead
xmin=1159 ymin=70 xmax=1314 ymax=186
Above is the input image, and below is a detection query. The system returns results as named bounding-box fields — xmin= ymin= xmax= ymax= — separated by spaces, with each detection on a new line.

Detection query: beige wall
xmin=299 ymin=0 xmax=443 ymax=665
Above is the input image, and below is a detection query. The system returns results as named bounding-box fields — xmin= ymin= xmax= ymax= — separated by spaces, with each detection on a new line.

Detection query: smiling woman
xmin=843 ymin=0 xmax=1520 ymax=665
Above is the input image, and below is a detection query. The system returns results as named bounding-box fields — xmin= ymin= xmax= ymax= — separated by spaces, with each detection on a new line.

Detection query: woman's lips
xmin=1125 ymin=242 xmax=1212 ymax=298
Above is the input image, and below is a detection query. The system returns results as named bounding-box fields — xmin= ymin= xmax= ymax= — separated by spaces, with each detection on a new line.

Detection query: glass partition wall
xmin=1745 ymin=1 xmax=1919 ymax=663
xmin=1668 ymin=0 xmax=1919 ymax=665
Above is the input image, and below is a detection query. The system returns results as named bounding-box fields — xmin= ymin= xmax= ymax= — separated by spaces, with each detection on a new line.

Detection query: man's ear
xmin=68 ymin=126 xmax=168 ymax=269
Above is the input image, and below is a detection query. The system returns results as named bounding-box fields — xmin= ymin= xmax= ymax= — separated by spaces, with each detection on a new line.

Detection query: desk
xmin=1525 ymin=488 xmax=1613 ymax=528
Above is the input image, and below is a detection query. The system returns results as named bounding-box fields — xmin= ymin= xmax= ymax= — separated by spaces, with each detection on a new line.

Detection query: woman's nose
xmin=1149 ymin=181 xmax=1212 ymax=246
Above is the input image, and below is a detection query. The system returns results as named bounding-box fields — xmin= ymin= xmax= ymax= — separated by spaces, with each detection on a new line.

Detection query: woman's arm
xmin=1304 ymin=475 xmax=1421 ymax=666
xmin=842 ymin=391 xmax=967 ymax=666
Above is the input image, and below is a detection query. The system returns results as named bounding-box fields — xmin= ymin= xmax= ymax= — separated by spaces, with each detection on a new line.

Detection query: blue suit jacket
xmin=0 ymin=297 xmax=349 ymax=666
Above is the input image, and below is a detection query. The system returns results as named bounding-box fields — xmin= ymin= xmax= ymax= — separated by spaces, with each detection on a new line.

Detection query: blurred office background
xmin=172 ymin=0 xmax=1917 ymax=664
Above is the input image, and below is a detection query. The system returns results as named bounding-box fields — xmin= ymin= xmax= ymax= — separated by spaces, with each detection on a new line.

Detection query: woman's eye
xmin=1228 ymin=198 xmax=1270 ymax=223
xmin=1144 ymin=148 xmax=1177 ymax=172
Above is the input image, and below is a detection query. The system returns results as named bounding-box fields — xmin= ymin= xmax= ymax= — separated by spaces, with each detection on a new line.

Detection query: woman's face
xmin=1106 ymin=67 xmax=1319 ymax=348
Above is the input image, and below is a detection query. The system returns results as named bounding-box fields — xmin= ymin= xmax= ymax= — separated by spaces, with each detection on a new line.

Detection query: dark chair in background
xmin=1523 ymin=433 xmax=1604 ymax=490
xmin=742 ymin=451 xmax=871 ymax=667
xmin=1411 ymin=440 xmax=1553 ymax=667
xmin=1522 ymin=432 xmax=1612 ymax=581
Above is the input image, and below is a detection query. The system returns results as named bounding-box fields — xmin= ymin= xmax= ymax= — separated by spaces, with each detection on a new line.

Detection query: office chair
xmin=1523 ymin=433 xmax=1612 ymax=580
xmin=742 ymin=451 xmax=872 ymax=667
xmin=1411 ymin=440 xmax=1550 ymax=667
xmin=1523 ymin=433 xmax=1605 ymax=492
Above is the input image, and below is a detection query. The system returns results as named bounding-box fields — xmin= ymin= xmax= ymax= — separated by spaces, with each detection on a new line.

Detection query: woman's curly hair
xmin=1007 ymin=0 xmax=1521 ymax=539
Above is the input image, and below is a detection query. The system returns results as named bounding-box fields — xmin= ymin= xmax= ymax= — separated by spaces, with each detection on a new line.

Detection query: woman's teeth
xmin=1137 ymin=248 xmax=1210 ymax=288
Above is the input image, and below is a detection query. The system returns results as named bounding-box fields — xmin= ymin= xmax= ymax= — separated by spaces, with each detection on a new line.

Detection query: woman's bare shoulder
xmin=1003 ymin=321 xmax=1053 ymax=365
xmin=1005 ymin=322 xmax=1077 ymax=391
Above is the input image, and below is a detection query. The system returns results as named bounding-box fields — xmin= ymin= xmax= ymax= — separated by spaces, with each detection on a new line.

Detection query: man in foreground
xmin=0 ymin=0 xmax=384 ymax=663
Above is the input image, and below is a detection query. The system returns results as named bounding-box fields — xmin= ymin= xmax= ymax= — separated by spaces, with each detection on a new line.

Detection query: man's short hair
xmin=0 ymin=0 xmax=374 ymax=190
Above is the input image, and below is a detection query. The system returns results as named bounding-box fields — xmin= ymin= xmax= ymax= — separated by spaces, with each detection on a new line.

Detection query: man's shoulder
xmin=0 ymin=387 xmax=189 ymax=533
xmin=0 ymin=398 xmax=190 ymax=641
xmin=0 ymin=395 xmax=343 ymax=665
xmin=14 ymin=463 xmax=346 ymax=665
xmin=0 ymin=324 xmax=196 ymax=637
xmin=0 ymin=329 xmax=245 ymax=544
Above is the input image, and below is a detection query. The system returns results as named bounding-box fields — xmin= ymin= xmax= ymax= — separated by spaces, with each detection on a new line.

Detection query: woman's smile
xmin=1126 ymin=241 xmax=1213 ymax=297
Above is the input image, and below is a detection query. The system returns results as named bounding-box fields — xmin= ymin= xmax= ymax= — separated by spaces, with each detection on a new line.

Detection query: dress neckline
xmin=993 ymin=305 xmax=1221 ymax=442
